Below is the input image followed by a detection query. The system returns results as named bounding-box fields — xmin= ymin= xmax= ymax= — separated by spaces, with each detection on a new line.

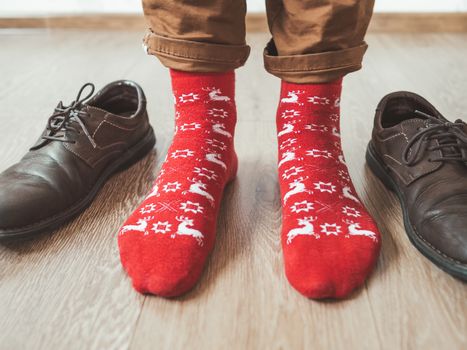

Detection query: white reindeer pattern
xmin=212 ymin=123 xmax=232 ymax=138
xmin=284 ymin=177 xmax=310 ymax=204
xmin=146 ymin=184 xmax=159 ymax=199
xmin=183 ymin=178 xmax=215 ymax=206
xmin=174 ymin=216 xmax=204 ymax=245
xmin=203 ymin=87 xmax=231 ymax=102
xmin=206 ymin=153 xmax=227 ymax=170
xmin=278 ymin=151 xmax=298 ymax=168
xmin=331 ymin=127 xmax=340 ymax=138
xmin=278 ymin=123 xmax=295 ymax=137
xmin=287 ymin=216 xmax=319 ymax=244
xmin=342 ymin=186 xmax=361 ymax=203
xmin=281 ymin=90 xmax=303 ymax=105
xmin=120 ymin=217 xmax=151 ymax=235
xmin=347 ymin=222 xmax=377 ymax=242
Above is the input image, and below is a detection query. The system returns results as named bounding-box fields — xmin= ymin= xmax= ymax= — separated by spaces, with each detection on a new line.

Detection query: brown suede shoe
xmin=366 ymin=92 xmax=467 ymax=281
xmin=0 ymin=81 xmax=155 ymax=241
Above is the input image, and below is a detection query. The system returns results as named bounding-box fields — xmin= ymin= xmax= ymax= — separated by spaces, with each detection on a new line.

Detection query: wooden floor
xmin=0 ymin=30 xmax=466 ymax=350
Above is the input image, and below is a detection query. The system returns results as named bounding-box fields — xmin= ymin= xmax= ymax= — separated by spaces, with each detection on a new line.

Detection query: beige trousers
xmin=142 ymin=0 xmax=374 ymax=83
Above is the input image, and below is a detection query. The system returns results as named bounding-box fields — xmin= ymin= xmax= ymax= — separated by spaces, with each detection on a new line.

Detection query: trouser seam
xmin=150 ymin=48 xmax=244 ymax=64
xmin=266 ymin=63 xmax=362 ymax=73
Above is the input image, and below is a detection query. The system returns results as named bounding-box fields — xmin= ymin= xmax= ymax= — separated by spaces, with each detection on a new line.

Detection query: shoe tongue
xmin=398 ymin=117 xmax=426 ymax=133
xmin=85 ymin=104 xmax=107 ymax=118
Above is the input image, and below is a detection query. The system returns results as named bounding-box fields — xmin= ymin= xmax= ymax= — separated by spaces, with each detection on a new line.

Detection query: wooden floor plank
xmin=0 ymin=30 xmax=465 ymax=350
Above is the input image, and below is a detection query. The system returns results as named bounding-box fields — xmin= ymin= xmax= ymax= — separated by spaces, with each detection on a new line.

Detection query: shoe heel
xmin=365 ymin=142 xmax=395 ymax=193
xmin=117 ymin=127 xmax=156 ymax=172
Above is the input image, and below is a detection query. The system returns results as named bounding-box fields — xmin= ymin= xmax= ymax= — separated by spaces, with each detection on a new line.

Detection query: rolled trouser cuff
xmin=143 ymin=30 xmax=251 ymax=73
xmin=264 ymin=40 xmax=368 ymax=84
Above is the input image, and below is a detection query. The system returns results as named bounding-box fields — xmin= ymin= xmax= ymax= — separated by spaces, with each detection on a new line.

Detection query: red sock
xmin=276 ymin=80 xmax=381 ymax=299
xmin=118 ymin=70 xmax=237 ymax=297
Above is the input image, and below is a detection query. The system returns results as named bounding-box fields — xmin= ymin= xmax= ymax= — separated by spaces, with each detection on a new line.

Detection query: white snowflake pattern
xmin=179 ymin=93 xmax=199 ymax=103
xmin=308 ymin=96 xmax=330 ymax=105
xmin=171 ymin=149 xmax=195 ymax=159
xmin=281 ymin=110 xmax=301 ymax=119
xmin=304 ymin=124 xmax=329 ymax=132
xmin=208 ymin=108 xmax=229 ymax=118
xmin=180 ymin=201 xmax=204 ymax=214
xmin=306 ymin=149 xmax=332 ymax=159
xmin=342 ymin=206 xmax=361 ymax=218
xmin=140 ymin=203 xmax=156 ymax=214
xmin=282 ymin=166 xmax=304 ymax=180
xmin=206 ymin=138 xmax=227 ymax=151
xmin=290 ymin=200 xmax=314 ymax=213
xmin=338 ymin=170 xmax=350 ymax=182
xmin=313 ymin=181 xmax=336 ymax=193
xmin=151 ymin=221 xmax=172 ymax=234
xmin=330 ymin=113 xmax=339 ymax=122
xmin=179 ymin=123 xmax=201 ymax=131
xmin=334 ymin=98 xmax=341 ymax=107
xmin=320 ymin=223 xmax=341 ymax=236
xmin=162 ymin=182 xmax=182 ymax=193
xmin=194 ymin=167 xmax=218 ymax=181
xmin=280 ymin=138 xmax=297 ymax=150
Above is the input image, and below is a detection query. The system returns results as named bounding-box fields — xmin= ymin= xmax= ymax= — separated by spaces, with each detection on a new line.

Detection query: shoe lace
xmin=32 ymin=83 xmax=96 ymax=150
xmin=402 ymin=110 xmax=467 ymax=165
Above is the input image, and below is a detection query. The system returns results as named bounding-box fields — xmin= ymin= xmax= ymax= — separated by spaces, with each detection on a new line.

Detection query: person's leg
xmin=118 ymin=0 xmax=247 ymax=297
xmin=143 ymin=0 xmax=250 ymax=72
xmin=264 ymin=0 xmax=373 ymax=83
xmin=265 ymin=0 xmax=381 ymax=299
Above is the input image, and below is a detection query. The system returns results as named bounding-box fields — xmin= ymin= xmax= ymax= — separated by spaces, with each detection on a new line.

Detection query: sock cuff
xmin=280 ymin=78 xmax=342 ymax=97
xmin=170 ymin=69 xmax=235 ymax=81
xmin=170 ymin=69 xmax=236 ymax=98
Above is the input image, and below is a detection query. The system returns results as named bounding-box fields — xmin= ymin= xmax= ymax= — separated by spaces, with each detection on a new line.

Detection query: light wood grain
xmin=1 ymin=13 xmax=467 ymax=33
xmin=0 ymin=30 xmax=466 ymax=350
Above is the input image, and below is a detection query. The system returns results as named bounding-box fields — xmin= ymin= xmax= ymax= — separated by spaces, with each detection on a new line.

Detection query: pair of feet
xmin=118 ymin=70 xmax=381 ymax=299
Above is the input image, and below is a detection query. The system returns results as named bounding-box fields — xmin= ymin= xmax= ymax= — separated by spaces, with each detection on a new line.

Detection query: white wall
xmin=252 ymin=0 xmax=467 ymax=12
xmin=1 ymin=0 xmax=467 ymax=16
xmin=374 ymin=0 xmax=467 ymax=12
xmin=252 ymin=0 xmax=467 ymax=13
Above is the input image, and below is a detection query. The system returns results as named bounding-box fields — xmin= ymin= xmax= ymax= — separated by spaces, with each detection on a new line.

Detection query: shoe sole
xmin=366 ymin=141 xmax=467 ymax=281
xmin=0 ymin=127 xmax=156 ymax=242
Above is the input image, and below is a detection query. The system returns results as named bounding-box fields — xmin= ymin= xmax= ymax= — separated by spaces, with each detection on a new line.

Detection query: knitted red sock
xmin=276 ymin=79 xmax=381 ymax=299
xmin=118 ymin=70 xmax=237 ymax=297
